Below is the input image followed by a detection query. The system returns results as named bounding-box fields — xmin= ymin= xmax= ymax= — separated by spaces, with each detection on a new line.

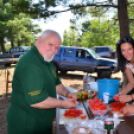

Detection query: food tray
xmin=90 ymin=107 xmax=108 ymax=115
xmin=88 ymin=99 xmax=108 ymax=115
xmin=59 ymin=108 xmax=87 ymax=125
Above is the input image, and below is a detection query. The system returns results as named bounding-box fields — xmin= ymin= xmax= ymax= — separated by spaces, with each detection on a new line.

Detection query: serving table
xmin=55 ymin=87 xmax=134 ymax=134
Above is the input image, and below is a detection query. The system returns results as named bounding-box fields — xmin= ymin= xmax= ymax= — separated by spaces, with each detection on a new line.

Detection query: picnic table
xmin=55 ymin=86 xmax=134 ymax=134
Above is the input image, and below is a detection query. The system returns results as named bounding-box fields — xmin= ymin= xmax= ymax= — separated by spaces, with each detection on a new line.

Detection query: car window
xmin=10 ymin=48 xmax=14 ymax=52
xmin=96 ymin=47 xmax=109 ymax=52
xmin=24 ymin=48 xmax=30 ymax=51
xmin=76 ymin=49 xmax=90 ymax=58
xmin=109 ymin=47 xmax=114 ymax=51
xmin=103 ymin=48 xmax=108 ymax=52
xmin=63 ymin=48 xmax=74 ymax=57
xmin=95 ymin=48 xmax=100 ymax=53
xmin=88 ymin=49 xmax=100 ymax=58
xmin=21 ymin=46 xmax=31 ymax=52
xmin=56 ymin=47 xmax=62 ymax=56
xmin=20 ymin=47 xmax=24 ymax=52
xmin=76 ymin=50 xmax=84 ymax=58
xmin=84 ymin=51 xmax=91 ymax=58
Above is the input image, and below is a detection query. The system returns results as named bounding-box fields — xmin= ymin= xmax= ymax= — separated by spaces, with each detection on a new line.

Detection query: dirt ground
xmin=0 ymin=64 xmax=123 ymax=134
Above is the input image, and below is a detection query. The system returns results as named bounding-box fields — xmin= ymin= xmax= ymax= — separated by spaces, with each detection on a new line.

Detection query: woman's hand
xmin=119 ymin=95 xmax=132 ymax=103
xmin=123 ymin=104 xmax=134 ymax=116
xmin=118 ymin=90 xmax=126 ymax=96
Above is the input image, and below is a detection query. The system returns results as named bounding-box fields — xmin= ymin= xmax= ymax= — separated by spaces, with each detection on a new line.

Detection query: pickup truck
xmin=52 ymin=46 xmax=118 ymax=78
xmin=0 ymin=46 xmax=30 ymax=65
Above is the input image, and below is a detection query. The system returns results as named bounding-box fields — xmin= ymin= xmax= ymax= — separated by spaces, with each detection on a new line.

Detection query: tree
xmin=62 ymin=21 xmax=80 ymax=46
xmin=7 ymin=13 xmax=41 ymax=47
xmin=0 ymin=1 xmax=13 ymax=52
xmin=12 ymin=0 xmax=134 ymax=39
xmin=62 ymin=30 xmax=69 ymax=46
xmin=0 ymin=0 xmax=41 ymax=52
xmin=80 ymin=19 xmax=119 ymax=48
xmin=81 ymin=21 xmax=91 ymax=33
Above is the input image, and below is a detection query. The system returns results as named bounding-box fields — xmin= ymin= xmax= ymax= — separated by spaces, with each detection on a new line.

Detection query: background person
xmin=6 ymin=30 xmax=77 ymax=134
xmin=116 ymin=36 xmax=134 ymax=115
xmin=116 ymin=36 xmax=134 ymax=99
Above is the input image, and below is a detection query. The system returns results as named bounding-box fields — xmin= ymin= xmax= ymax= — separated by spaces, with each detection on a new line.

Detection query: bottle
xmin=83 ymin=74 xmax=88 ymax=90
xmin=87 ymin=75 xmax=95 ymax=90
xmin=113 ymin=113 xmax=119 ymax=129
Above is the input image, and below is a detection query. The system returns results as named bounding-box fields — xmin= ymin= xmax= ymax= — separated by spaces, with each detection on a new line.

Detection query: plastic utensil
xmin=104 ymin=94 xmax=114 ymax=98
xmin=104 ymin=94 xmax=119 ymax=102
xmin=103 ymin=92 xmax=109 ymax=104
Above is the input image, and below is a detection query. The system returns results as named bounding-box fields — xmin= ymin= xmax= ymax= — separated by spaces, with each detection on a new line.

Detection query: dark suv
xmin=90 ymin=46 xmax=114 ymax=59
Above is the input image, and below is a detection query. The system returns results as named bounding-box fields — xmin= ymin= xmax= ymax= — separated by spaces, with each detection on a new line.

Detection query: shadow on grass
xmin=58 ymin=72 xmax=84 ymax=80
xmin=58 ymin=72 xmax=121 ymax=81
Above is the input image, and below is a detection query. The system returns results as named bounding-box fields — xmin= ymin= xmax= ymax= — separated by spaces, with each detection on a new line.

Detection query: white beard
xmin=44 ymin=51 xmax=55 ymax=62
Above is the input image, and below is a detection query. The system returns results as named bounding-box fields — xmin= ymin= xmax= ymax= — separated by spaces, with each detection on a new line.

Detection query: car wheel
xmin=61 ymin=70 xmax=67 ymax=74
xmin=97 ymin=70 xmax=112 ymax=78
xmin=5 ymin=63 xmax=11 ymax=66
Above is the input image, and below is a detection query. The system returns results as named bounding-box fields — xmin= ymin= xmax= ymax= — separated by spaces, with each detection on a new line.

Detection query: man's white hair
xmin=41 ymin=30 xmax=62 ymax=42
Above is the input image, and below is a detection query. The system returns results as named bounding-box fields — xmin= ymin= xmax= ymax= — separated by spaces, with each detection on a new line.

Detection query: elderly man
xmin=7 ymin=30 xmax=77 ymax=134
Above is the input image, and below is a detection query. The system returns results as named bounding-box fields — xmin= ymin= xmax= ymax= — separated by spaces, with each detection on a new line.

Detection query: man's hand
xmin=67 ymin=92 xmax=77 ymax=100
xmin=123 ymin=104 xmax=134 ymax=116
xmin=62 ymin=99 xmax=77 ymax=109
xmin=119 ymin=95 xmax=132 ymax=103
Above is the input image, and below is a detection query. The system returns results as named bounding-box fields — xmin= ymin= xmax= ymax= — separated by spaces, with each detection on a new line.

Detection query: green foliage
xmin=7 ymin=13 xmax=41 ymax=46
xmin=127 ymin=1 xmax=134 ymax=37
xmin=62 ymin=30 xmax=69 ymax=46
xmin=62 ymin=18 xmax=120 ymax=49
xmin=80 ymin=19 xmax=120 ymax=49
xmin=81 ymin=21 xmax=90 ymax=32
xmin=62 ymin=23 xmax=80 ymax=46
xmin=0 ymin=1 xmax=41 ymax=52
xmin=0 ymin=2 xmax=13 ymax=36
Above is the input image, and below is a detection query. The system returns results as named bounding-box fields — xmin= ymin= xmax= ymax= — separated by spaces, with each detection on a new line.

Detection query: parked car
xmin=52 ymin=45 xmax=118 ymax=78
xmin=90 ymin=46 xmax=114 ymax=59
xmin=0 ymin=46 xmax=31 ymax=65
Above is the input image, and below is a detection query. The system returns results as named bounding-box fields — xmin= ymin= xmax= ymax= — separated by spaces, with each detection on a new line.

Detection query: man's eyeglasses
xmin=118 ymin=37 xmax=133 ymax=44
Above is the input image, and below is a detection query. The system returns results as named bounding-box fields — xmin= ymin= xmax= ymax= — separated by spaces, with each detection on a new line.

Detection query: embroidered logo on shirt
xmin=52 ymin=69 xmax=56 ymax=78
xmin=28 ymin=90 xmax=41 ymax=96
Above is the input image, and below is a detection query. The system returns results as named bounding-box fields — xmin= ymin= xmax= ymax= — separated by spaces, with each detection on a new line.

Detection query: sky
xmin=34 ymin=11 xmax=73 ymax=39
xmin=33 ymin=7 xmax=114 ymax=40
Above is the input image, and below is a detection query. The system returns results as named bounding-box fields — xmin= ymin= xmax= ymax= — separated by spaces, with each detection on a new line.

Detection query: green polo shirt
xmin=6 ymin=45 xmax=61 ymax=134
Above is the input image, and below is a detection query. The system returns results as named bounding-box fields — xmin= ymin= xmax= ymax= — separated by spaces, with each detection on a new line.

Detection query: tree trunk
xmin=11 ymin=41 xmax=14 ymax=48
xmin=18 ymin=40 xmax=20 ymax=47
xmin=118 ymin=0 xmax=130 ymax=38
xmin=0 ymin=37 xmax=6 ymax=53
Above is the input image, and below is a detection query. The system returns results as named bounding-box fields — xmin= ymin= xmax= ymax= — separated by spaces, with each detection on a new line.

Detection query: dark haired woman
xmin=116 ymin=36 xmax=134 ymax=115
xmin=116 ymin=36 xmax=134 ymax=102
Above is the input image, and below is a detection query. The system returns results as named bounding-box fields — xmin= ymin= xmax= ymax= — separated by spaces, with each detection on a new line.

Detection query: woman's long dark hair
xmin=116 ymin=36 xmax=134 ymax=71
